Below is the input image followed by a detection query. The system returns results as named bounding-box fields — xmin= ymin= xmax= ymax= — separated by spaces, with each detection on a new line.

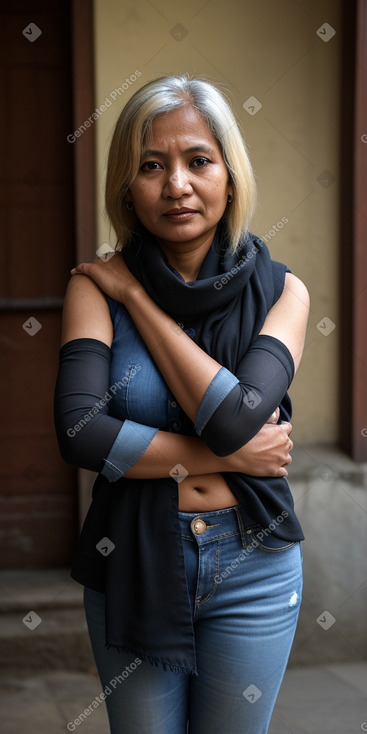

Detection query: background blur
xmin=0 ymin=0 xmax=366 ymax=727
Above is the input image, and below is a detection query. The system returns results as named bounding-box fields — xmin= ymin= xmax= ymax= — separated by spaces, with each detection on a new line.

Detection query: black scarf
xmin=77 ymin=225 xmax=303 ymax=676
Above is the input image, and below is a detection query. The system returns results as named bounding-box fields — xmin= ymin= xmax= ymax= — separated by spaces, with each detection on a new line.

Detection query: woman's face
xmin=128 ymin=105 xmax=233 ymax=254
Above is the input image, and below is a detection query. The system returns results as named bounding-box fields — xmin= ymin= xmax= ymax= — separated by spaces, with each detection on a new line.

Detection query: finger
xmin=70 ymin=263 xmax=88 ymax=274
xmin=279 ymin=421 xmax=292 ymax=435
xmin=267 ymin=407 xmax=280 ymax=424
xmin=71 ymin=262 xmax=98 ymax=276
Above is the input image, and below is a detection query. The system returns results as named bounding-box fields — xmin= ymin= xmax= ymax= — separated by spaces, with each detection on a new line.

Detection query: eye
xmin=192 ymin=157 xmax=210 ymax=168
xmin=140 ymin=161 xmax=162 ymax=171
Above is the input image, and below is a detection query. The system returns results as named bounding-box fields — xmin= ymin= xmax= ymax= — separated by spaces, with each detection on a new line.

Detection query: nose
xmin=164 ymin=167 xmax=193 ymax=198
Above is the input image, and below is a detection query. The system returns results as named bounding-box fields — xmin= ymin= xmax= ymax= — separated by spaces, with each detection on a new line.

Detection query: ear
xmin=124 ymin=190 xmax=134 ymax=211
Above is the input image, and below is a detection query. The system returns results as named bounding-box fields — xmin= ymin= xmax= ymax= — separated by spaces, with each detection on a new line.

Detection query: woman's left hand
xmin=71 ymin=252 xmax=142 ymax=304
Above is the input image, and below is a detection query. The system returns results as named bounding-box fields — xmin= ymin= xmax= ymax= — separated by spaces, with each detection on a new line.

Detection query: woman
xmin=54 ymin=75 xmax=309 ymax=734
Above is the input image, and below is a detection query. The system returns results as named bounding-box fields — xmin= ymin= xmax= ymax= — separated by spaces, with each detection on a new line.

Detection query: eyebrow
xmin=142 ymin=144 xmax=216 ymax=157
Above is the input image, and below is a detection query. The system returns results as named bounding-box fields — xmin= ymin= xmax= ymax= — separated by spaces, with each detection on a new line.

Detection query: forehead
xmin=144 ymin=105 xmax=221 ymax=152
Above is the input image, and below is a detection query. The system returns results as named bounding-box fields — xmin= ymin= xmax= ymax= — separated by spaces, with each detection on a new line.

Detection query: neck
xmin=155 ymin=229 xmax=217 ymax=282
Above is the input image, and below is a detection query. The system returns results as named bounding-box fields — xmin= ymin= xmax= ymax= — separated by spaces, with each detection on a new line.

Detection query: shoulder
xmin=284 ymin=272 xmax=310 ymax=309
xmin=64 ymin=271 xmax=107 ymax=300
xmin=61 ymin=275 xmax=113 ymax=347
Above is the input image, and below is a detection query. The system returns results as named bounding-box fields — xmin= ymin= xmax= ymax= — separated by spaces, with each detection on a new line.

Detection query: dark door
xmin=0 ymin=1 xmax=78 ymax=566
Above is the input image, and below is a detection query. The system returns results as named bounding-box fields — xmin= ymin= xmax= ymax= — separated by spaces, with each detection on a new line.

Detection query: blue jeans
xmin=84 ymin=506 xmax=303 ymax=734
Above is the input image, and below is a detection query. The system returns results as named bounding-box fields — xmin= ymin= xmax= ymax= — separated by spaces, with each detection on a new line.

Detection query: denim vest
xmin=107 ymin=297 xmax=194 ymax=436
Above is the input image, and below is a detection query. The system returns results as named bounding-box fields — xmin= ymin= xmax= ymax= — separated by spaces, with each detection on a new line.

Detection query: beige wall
xmin=93 ymin=0 xmax=341 ymax=445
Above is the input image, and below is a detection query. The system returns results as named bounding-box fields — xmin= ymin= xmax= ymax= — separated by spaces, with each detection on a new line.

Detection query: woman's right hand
xmin=225 ymin=411 xmax=293 ymax=477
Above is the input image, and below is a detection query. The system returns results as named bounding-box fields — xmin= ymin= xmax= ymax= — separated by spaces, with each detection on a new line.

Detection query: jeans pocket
xmin=248 ymin=526 xmax=297 ymax=554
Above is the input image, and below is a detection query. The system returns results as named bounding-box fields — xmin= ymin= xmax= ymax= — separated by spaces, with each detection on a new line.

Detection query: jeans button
xmin=191 ymin=517 xmax=207 ymax=535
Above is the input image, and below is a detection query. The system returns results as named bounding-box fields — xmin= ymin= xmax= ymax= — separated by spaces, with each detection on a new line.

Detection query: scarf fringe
xmin=105 ymin=641 xmax=198 ymax=677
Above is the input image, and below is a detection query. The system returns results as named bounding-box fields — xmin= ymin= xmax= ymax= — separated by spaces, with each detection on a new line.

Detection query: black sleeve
xmin=199 ymin=335 xmax=294 ymax=456
xmin=54 ymin=338 xmax=123 ymax=473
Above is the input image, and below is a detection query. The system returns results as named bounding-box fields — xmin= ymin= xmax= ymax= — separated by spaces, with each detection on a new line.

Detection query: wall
xmin=93 ymin=0 xmax=341 ymax=448
xmin=91 ymin=0 xmax=367 ymax=667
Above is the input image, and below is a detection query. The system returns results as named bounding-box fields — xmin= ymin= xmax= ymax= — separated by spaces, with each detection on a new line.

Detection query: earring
xmin=125 ymin=201 xmax=134 ymax=211
xmin=227 ymin=194 xmax=233 ymax=204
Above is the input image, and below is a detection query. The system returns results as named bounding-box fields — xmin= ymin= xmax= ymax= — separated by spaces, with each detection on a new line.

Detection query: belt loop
xmin=233 ymin=506 xmax=249 ymax=549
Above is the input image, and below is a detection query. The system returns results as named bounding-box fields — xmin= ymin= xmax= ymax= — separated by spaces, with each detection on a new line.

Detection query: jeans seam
xmin=233 ymin=505 xmax=248 ymax=549
xmin=253 ymin=541 xmax=297 ymax=554
xmin=194 ymin=544 xmax=220 ymax=616
xmin=197 ymin=530 xmax=239 ymax=545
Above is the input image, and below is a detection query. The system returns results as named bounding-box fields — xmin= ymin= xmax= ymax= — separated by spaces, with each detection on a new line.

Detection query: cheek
xmin=204 ymin=168 xmax=230 ymax=196
xmin=203 ymin=179 xmax=230 ymax=207
xmin=130 ymin=182 xmax=159 ymax=211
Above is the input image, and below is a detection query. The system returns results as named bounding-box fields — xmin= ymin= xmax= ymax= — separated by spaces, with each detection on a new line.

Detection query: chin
xmin=153 ymin=223 xmax=206 ymax=242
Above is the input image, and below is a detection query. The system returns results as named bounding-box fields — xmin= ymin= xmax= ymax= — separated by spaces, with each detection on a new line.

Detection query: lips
xmin=164 ymin=208 xmax=198 ymax=215
xmin=163 ymin=208 xmax=199 ymax=220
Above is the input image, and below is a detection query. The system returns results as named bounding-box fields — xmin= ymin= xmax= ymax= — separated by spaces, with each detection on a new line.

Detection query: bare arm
xmin=70 ymin=257 xmax=309 ymax=444
xmin=259 ymin=273 xmax=310 ymax=372
xmin=121 ymin=271 xmax=309 ymax=418
xmin=57 ymin=274 xmax=293 ymax=478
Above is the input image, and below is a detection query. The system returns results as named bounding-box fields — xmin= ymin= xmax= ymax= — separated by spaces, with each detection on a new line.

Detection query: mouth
xmin=163 ymin=208 xmax=199 ymax=220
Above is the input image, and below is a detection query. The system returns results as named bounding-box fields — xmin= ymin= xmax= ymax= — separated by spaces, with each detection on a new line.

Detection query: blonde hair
xmin=105 ymin=75 xmax=257 ymax=253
